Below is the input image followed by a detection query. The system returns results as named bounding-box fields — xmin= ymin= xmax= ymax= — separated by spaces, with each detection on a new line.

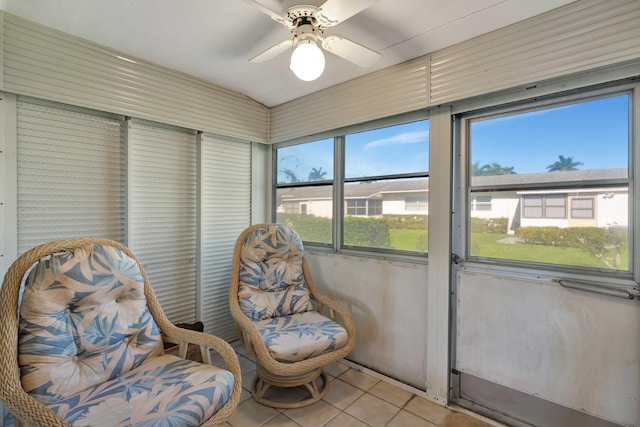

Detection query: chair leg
xmin=252 ymin=364 xmax=331 ymax=409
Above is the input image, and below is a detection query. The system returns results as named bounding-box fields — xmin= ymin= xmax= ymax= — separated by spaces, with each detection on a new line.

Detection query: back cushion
xmin=238 ymin=225 xmax=313 ymax=321
xmin=18 ymin=243 xmax=163 ymax=403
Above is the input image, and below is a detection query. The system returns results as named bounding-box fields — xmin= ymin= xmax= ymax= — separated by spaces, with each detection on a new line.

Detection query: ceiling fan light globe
xmin=290 ymin=41 xmax=325 ymax=81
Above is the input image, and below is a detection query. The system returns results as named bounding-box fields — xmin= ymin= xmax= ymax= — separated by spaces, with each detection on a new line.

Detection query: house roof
xmin=278 ymin=168 xmax=628 ymax=201
xmin=472 ymin=168 xmax=628 ymax=188
xmin=279 ymin=179 xmax=428 ymax=201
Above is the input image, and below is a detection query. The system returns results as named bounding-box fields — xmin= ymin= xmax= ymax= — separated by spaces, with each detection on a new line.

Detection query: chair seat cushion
xmin=255 ymin=311 xmax=348 ymax=363
xmin=46 ymin=354 xmax=234 ymax=427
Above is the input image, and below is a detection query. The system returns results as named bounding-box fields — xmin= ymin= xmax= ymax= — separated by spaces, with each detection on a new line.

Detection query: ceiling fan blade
xmin=249 ymin=39 xmax=293 ymax=63
xmin=315 ymin=0 xmax=379 ymax=27
xmin=241 ymin=0 xmax=291 ymax=29
xmin=321 ymin=35 xmax=381 ymax=68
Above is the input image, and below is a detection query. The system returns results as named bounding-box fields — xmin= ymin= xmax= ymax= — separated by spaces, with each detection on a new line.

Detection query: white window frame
xmin=456 ymin=82 xmax=637 ymax=284
xmin=272 ymin=111 xmax=430 ymax=261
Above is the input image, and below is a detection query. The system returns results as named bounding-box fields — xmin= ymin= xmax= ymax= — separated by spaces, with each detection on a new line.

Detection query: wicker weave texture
xmin=0 ymin=237 xmax=241 ymax=427
xmin=229 ymin=224 xmax=357 ymax=379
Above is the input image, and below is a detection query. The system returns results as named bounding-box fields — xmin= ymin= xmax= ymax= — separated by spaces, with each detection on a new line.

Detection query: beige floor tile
xmin=282 ymin=400 xmax=340 ymax=427
xmin=322 ymin=378 xmax=365 ymax=410
xmin=338 ymin=368 xmax=380 ymax=391
xmin=404 ymin=396 xmax=452 ymax=425
xmin=226 ymin=398 xmax=280 ymax=427
xmin=324 ymin=412 xmax=369 ymax=427
xmin=368 ymin=380 xmax=413 ymax=408
xmin=387 ymin=410 xmax=438 ymax=427
xmin=324 ymin=361 xmax=351 ymax=378
xmin=232 ymin=340 xmax=250 ymax=356
xmin=262 ymin=414 xmax=302 ymax=427
xmin=242 ymin=371 xmax=257 ymax=392
xmin=344 ymin=393 xmax=400 ymax=427
xmin=239 ymin=355 xmax=256 ymax=373
xmin=240 ymin=388 xmax=253 ymax=403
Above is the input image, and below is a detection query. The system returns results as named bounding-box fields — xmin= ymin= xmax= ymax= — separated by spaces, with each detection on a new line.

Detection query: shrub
xmin=344 ymin=216 xmax=391 ymax=247
xmin=383 ymin=214 xmax=428 ymax=230
xmin=515 ymin=226 xmax=627 ymax=255
xmin=276 ymin=213 xmax=332 ymax=243
xmin=470 ymin=217 xmax=509 ymax=234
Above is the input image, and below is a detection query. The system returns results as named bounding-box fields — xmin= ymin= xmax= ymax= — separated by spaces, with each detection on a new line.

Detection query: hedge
xmin=382 ymin=214 xmax=428 ymax=230
xmin=344 ymin=216 xmax=391 ymax=247
xmin=277 ymin=214 xmax=391 ymax=247
xmin=470 ymin=217 xmax=509 ymax=234
xmin=515 ymin=226 xmax=627 ymax=255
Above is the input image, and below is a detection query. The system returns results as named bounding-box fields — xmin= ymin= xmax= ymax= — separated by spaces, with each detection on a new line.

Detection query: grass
xmin=389 ymin=229 xmax=427 ymax=252
xmin=470 ymin=232 xmax=629 ymax=270
xmin=388 ymin=228 xmax=629 ymax=271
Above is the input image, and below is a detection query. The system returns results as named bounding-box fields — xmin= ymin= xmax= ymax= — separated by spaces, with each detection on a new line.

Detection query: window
xmin=571 ymin=197 xmax=594 ymax=219
xmin=275 ymin=138 xmax=333 ymax=245
xmin=346 ymin=199 xmax=367 ymax=216
xmin=368 ymin=199 xmax=383 ymax=216
xmin=274 ymin=118 xmax=429 ymax=255
xmin=471 ymin=195 xmax=492 ymax=211
xmin=522 ymin=194 xmax=566 ymax=218
xmin=465 ymin=92 xmax=630 ymax=272
xmin=405 ymin=195 xmax=429 ymax=211
xmin=346 ymin=199 xmax=384 ymax=216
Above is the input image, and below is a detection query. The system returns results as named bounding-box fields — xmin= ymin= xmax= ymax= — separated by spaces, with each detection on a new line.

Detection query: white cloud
xmin=364 ymin=130 xmax=429 ymax=149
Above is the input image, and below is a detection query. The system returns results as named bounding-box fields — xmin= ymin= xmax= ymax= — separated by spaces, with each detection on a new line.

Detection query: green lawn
xmin=470 ymin=232 xmax=628 ymax=270
xmin=388 ymin=229 xmax=628 ymax=271
xmin=389 ymin=229 xmax=428 ymax=252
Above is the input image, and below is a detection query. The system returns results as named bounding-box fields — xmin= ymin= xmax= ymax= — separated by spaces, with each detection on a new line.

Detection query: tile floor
xmin=219 ymin=341 xmax=469 ymax=427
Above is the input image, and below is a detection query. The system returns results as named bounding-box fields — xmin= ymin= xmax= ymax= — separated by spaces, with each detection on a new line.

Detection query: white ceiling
xmin=1 ymin=0 xmax=575 ymax=108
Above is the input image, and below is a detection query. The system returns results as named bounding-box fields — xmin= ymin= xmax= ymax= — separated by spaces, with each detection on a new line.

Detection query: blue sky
xmin=277 ymin=94 xmax=628 ymax=183
xmin=471 ymin=94 xmax=629 ymax=173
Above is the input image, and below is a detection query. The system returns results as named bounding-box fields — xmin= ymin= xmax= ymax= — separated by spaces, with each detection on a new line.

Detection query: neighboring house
xmin=279 ymin=168 xmax=628 ymax=232
xmin=278 ymin=179 xmax=429 ymax=218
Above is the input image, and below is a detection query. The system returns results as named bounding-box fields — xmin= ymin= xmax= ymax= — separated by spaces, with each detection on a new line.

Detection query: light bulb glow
xmin=290 ymin=41 xmax=325 ymax=81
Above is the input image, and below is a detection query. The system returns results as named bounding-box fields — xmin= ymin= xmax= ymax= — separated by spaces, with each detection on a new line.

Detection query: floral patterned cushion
xmin=47 ymin=354 xmax=234 ymax=427
xmin=254 ymin=311 xmax=348 ymax=363
xmin=238 ymin=224 xmax=313 ymax=321
xmin=17 ymin=243 xmax=235 ymax=425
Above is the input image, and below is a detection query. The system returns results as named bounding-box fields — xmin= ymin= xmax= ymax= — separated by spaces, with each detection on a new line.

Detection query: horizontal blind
xmin=16 ymin=97 xmax=124 ymax=253
xmin=200 ymin=134 xmax=251 ymax=340
xmin=430 ymin=0 xmax=640 ymax=105
xmin=129 ymin=120 xmax=197 ymax=323
xmin=3 ymin=12 xmax=268 ymax=142
xmin=270 ymin=57 xmax=428 ymax=143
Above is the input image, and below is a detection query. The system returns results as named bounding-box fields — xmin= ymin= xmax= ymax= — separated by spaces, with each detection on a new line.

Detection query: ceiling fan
xmin=244 ymin=0 xmax=381 ymax=81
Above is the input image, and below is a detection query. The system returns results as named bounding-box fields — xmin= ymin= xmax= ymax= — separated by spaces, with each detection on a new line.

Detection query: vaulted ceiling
xmin=1 ymin=0 xmax=576 ymax=107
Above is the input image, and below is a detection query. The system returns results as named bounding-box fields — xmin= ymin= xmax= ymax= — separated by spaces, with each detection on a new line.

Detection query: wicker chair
xmin=229 ymin=223 xmax=356 ymax=408
xmin=0 ymin=237 xmax=241 ymax=427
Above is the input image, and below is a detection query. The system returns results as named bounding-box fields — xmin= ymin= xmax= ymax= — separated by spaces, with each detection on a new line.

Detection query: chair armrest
xmin=161 ymin=325 xmax=242 ymax=424
xmin=162 ymin=325 xmax=241 ymax=374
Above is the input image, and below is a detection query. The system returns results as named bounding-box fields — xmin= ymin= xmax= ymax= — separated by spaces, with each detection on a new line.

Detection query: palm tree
xmin=280 ymin=168 xmax=299 ymax=183
xmin=308 ymin=166 xmax=327 ymax=181
xmin=546 ymin=155 xmax=583 ymax=172
xmin=472 ymin=161 xmax=516 ymax=176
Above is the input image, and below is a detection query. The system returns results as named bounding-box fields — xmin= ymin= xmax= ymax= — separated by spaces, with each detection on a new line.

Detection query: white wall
xmin=456 ymin=270 xmax=640 ymax=426
xmin=305 ymin=251 xmax=428 ymax=390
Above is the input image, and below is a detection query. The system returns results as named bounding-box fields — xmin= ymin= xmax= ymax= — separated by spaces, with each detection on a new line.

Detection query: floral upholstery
xmin=254 ymin=311 xmax=348 ymax=363
xmin=46 ymin=355 xmax=233 ymax=427
xmin=238 ymin=224 xmax=313 ymax=321
xmin=238 ymin=224 xmax=348 ymax=362
xmin=17 ymin=243 xmax=234 ymax=426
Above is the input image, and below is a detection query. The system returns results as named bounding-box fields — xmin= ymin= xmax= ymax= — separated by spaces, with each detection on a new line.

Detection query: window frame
xmin=457 ymin=84 xmax=635 ymax=280
xmin=272 ymin=112 xmax=430 ymax=261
